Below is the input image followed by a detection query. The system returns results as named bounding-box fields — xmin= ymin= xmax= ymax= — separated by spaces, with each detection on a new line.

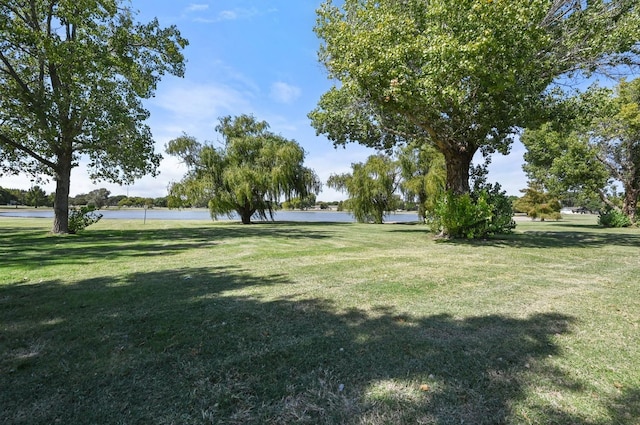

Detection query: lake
xmin=0 ymin=208 xmax=420 ymax=223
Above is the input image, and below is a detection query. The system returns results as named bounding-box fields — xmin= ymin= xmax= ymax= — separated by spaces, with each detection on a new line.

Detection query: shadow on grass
xmin=2 ymin=267 xmax=632 ymax=424
xmin=0 ymin=223 xmax=338 ymax=268
xmin=399 ymin=227 xmax=640 ymax=249
xmin=472 ymin=230 xmax=640 ymax=249
xmin=384 ymin=217 xmax=640 ymax=249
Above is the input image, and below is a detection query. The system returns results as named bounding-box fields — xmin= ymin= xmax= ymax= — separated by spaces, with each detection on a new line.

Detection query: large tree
xmin=0 ymin=0 xmax=187 ymax=233
xmin=310 ymin=0 xmax=640 ymax=197
xmin=327 ymin=154 xmax=401 ymax=224
xmin=166 ymin=115 xmax=321 ymax=224
xmin=523 ymin=79 xmax=640 ymax=223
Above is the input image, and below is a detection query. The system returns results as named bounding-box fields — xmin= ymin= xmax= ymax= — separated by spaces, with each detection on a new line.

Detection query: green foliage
xmin=482 ymin=183 xmax=518 ymax=235
xmin=0 ymin=0 xmax=188 ymax=233
xmin=282 ymin=194 xmax=316 ymax=210
xmin=598 ymin=207 xmax=632 ymax=228
xmin=431 ymin=185 xmax=515 ymax=239
xmin=153 ymin=197 xmax=168 ymax=208
xmin=328 ymin=154 xmax=400 ymax=224
xmin=311 ymin=0 xmax=640 ymax=197
xmin=0 ymin=187 xmax=25 ymax=205
xmin=522 ymin=122 xmax=610 ymax=199
xmin=166 ymin=115 xmax=321 ymax=224
xmin=25 ymin=185 xmax=51 ymax=208
xmin=596 ymin=79 xmax=640 ymax=224
xmin=107 ymin=195 xmax=127 ymax=207
xmin=68 ymin=206 xmax=103 ymax=234
xmin=514 ymin=186 xmax=562 ymax=221
xmin=432 ymin=192 xmax=491 ymax=239
xmin=523 ymin=78 xmax=640 ymax=225
xmin=85 ymin=189 xmax=111 ymax=209
xmin=0 ymin=186 xmax=14 ymax=204
xmin=398 ymin=143 xmax=446 ymax=222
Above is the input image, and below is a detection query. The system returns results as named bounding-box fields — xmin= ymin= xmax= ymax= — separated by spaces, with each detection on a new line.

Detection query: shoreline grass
xmin=1 ymin=216 xmax=638 ymax=424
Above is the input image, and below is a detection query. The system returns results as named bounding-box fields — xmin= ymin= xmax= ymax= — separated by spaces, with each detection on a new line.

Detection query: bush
xmin=513 ymin=187 xmax=562 ymax=220
xmin=68 ymin=206 xmax=103 ymax=234
xmin=480 ymin=183 xmax=517 ymax=235
xmin=430 ymin=184 xmax=515 ymax=239
xmin=598 ymin=207 xmax=631 ymax=228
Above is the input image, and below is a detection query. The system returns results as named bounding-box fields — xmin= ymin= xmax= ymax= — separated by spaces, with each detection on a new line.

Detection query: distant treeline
xmin=1 ymin=186 xmax=168 ymax=209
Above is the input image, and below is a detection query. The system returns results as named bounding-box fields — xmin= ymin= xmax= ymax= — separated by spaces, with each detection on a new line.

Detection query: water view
xmin=0 ymin=208 xmax=420 ymax=223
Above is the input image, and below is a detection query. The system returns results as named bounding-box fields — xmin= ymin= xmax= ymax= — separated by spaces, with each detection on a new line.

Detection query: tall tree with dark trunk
xmin=166 ymin=115 xmax=322 ymax=224
xmin=0 ymin=0 xmax=188 ymax=233
xmin=311 ymin=0 xmax=640 ymax=198
xmin=523 ymin=79 xmax=640 ymax=224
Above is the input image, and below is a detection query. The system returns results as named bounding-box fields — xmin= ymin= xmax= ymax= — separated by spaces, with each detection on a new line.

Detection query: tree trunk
xmin=239 ymin=207 xmax=253 ymax=224
xmin=52 ymin=164 xmax=71 ymax=234
xmin=622 ymin=185 xmax=638 ymax=224
xmin=417 ymin=191 xmax=427 ymax=223
xmin=442 ymin=147 xmax=475 ymax=195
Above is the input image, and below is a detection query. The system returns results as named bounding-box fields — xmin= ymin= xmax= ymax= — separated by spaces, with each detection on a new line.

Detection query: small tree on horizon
xmin=514 ymin=185 xmax=562 ymax=221
xmin=25 ymin=185 xmax=50 ymax=208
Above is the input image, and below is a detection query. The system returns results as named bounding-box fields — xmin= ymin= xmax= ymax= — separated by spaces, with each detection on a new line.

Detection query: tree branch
xmin=0 ymin=133 xmax=56 ymax=170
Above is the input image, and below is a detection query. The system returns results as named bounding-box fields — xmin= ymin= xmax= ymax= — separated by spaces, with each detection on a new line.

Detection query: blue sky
xmin=2 ymin=0 xmax=529 ymax=200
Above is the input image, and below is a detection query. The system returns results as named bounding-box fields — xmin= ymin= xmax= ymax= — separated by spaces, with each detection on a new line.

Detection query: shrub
xmin=513 ymin=187 xmax=562 ymax=220
xmin=68 ymin=206 xmax=103 ymax=234
xmin=598 ymin=207 xmax=631 ymax=228
xmin=479 ymin=183 xmax=517 ymax=235
xmin=430 ymin=184 xmax=515 ymax=239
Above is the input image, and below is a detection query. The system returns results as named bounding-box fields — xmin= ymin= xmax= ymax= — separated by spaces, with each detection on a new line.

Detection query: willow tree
xmin=398 ymin=143 xmax=446 ymax=222
xmin=0 ymin=0 xmax=187 ymax=233
xmin=311 ymin=0 xmax=640 ymax=197
xmin=166 ymin=115 xmax=321 ymax=224
xmin=328 ymin=154 xmax=401 ymax=224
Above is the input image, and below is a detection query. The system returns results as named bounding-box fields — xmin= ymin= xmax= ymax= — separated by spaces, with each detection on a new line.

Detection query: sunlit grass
xmin=1 ymin=215 xmax=638 ymax=424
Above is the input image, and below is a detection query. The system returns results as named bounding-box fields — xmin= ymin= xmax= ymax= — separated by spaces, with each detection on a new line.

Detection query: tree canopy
xmin=166 ymin=115 xmax=322 ymax=224
xmin=513 ymin=185 xmax=562 ymax=221
xmin=328 ymin=154 xmax=401 ymax=224
xmin=398 ymin=143 xmax=446 ymax=222
xmin=523 ymin=79 xmax=640 ymax=224
xmin=25 ymin=185 xmax=49 ymax=208
xmin=310 ymin=0 xmax=640 ymax=199
xmin=0 ymin=0 xmax=188 ymax=233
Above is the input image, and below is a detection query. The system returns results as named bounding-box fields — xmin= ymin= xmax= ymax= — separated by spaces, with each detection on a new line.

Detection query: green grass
xmin=1 ymin=215 xmax=638 ymax=424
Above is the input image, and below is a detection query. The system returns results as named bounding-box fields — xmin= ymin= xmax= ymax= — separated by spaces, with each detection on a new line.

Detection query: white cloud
xmin=218 ymin=10 xmax=237 ymax=20
xmin=186 ymin=4 xmax=209 ymax=12
xmin=193 ymin=7 xmax=260 ymax=24
xmin=150 ymin=81 xmax=253 ymax=139
xmin=270 ymin=82 xmax=302 ymax=104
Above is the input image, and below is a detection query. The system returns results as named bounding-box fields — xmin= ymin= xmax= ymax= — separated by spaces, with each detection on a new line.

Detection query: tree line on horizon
xmin=0 ymin=186 xmax=168 ymax=209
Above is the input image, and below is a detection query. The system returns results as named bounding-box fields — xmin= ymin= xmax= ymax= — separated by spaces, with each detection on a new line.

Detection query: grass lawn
xmin=1 ymin=215 xmax=638 ymax=424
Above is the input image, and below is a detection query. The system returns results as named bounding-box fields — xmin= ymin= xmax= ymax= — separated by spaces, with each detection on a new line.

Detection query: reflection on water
xmin=0 ymin=208 xmax=420 ymax=223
